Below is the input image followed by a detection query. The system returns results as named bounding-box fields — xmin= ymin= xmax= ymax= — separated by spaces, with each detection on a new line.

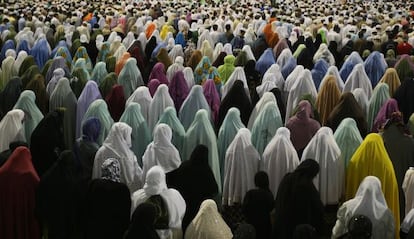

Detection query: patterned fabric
xmin=101 ymin=158 xmax=121 ymax=183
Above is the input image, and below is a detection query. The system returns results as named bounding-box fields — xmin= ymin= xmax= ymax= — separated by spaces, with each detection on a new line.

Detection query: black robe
xmin=326 ymin=92 xmax=368 ymax=138
xmin=166 ymin=144 xmax=218 ymax=231
xmin=30 ymin=110 xmax=65 ymax=176
xmin=36 ymin=150 xmax=80 ymax=239
xmin=218 ymin=80 xmax=253 ymax=128
xmin=394 ymin=79 xmax=414 ymax=123
xmin=0 ymin=77 xmax=22 ymax=120
xmin=82 ymin=179 xmax=131 ymax=239
xmin=272 ymin=159 xmax=325 ymax=239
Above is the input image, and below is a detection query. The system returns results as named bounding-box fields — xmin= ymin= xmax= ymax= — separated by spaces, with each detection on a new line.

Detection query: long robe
xmin=346 ymin=133 xmax=400 ymax=237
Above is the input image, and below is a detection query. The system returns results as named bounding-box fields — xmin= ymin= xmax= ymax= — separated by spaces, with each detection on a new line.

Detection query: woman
xmin=222 ymin=128 xmax=260 ymax=217
xmin=316 ymin=75 xmax=341 ymax=125
xmin=273 ymin=159 xmax=325 ymax=238
xmin=346 ymin=133 xmax=400 ymax=237
xmin=185 ymin=199 xmax=233 ymax=239
xmin=183 ymin=109 xmax=221 ymax=192
xmin=217 ymin=108 xmax=246 ymax=180
xmin=167 ymin=145 xmax=219 ymax=231
xmin=82 ymin=99 xmax=114 ymax=146
xmin=179 ymin=85 xmax=211 ymax=131
xmin=92 ymin=122 xmax=143 ymax=193
xmin=125 ymin=203 xmax=160 ymax=239
xmin=76 ymin=81 xmax=102 ymax=138
xmin=118 ymin=58 xmax=144 ymax=98
xmin=301 ymin=127 xmax=343 ymax=206
xmin=131 ymin=166 xmax=186 ymax=239
xmin=126 ymin=86 xmax=152 ymax=123
xmin=157 ymin=107 xmax=185 ymax=154
xmin=286 ymin=100 xmax=321 ymax=157
xmin=142 ymin=124 xmax=181 ymax=180
xmin=326 ymin=92 xmax=368 ymax=138
xmin=333 ymin=118 xmax=363 ymax=168
xmin=367 ymin=83 xmax=390 ymax=131
xmin=381 ymin=112 xmax=414 ymax=221
xmin=242 ymin=171 xmax=275 ymax=239
xmin=263 ymin=127 xmax=300 ymax=197
xmin=148 ymin=85 xmax=174 ymax=132
xmin=84 ymin=158 xmax=131 ymax=239
xmin=0 ymin=109 xmax=25 ymax=153
xmin=13 ymin=90 xmax=44 ymax=145
xmin=332 ymin=176 xmax=394 ymax=239
xmin=119 ymin=102 xmax=151 ymax=165
xmin=251 ymin=101 xmax=283 ymax=155
xmin=0 ymin=146 xmax=40 ymax=239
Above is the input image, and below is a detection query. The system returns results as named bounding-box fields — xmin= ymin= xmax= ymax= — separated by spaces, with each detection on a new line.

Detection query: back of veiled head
xmin=292 ymin=224 xmax=318 ymax=239
xmin=144 ymin=165 xmax=167 ymax=195
xmin=82 ymin=117 xmax=101 ymax=143
xmin=153 ymin=123 xmax=173 ymax=146
xmin=189 ymin=144 xmax=209 ymax=165
xmin=255 ymin=171 xmax=270 ymax=190
xmin=101 ymin=158 xmax=121 ymax=183
xmin=126 ymin=202 xmax=159 ymax=239
xmin=295 ymin=159 xmax=319 ymax=179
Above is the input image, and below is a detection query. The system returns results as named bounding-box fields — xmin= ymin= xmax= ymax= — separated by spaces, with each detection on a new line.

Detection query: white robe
xmin=403 ymin=168 xmax=414 ymax=216
xmin=343 ymin=63 xmax=373 ymax=99
xmin=301 ymin=127 xmax=344 ymax=206
xmin=332 ymin=176 xmax=395 ymax=239
xmin=92 ymin=122 xmax=143 ymax=193
xmin=126 ymin=86 xmax=153 ymax=124
xmin=222 ymin=128 xmax=260 ymax=206
xmin=0 ymin=109 xmax=25 ymax=152
xmin=149 ymin=85 xmax=174 ymax=132
xmin=262 ymin=127 xmax=299 ymax=197
xmin=131 ymin=166 xmax=186 ymax=239
xmin=142 ymin=124 xmax=181 ymax=181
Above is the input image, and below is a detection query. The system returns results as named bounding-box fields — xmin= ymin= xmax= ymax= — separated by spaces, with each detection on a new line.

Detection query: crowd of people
xmin=2 ymin=0 xmax=414 ymax=238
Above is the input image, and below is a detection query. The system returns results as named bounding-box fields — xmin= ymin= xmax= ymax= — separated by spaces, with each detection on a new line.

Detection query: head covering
xmin=333 ymin=118 xmax=363 ymax=168
xmin=286 ymin=100 xmax=321 ymax=153
xmin=125 ymin=203 xmax=160 ymax=239
xmin=263 ymin=127 xmax=299 ymax=197
xmin=346 ymin=133 xmax=400 ymax=236
xmin=218 ymin=55 xmax=235 ymax=85
xmin=285 ymin=69 xmax=317 ymax=123
xmin=105 ymin=84 xmax=126 ymax=122
xmin=394 ymin=78 xmax=414 ymax=123
xmin=255 ymin=48 xmax=275 ymax=76
xmin=394 ymin=55 xmax=414 ymax=82
xmin=72 ymin=47 xmax=93 ymax=73
xmin=316 ymin=75 xmax=341 ymax=125
xmin=118 ymin=57 xmax=144 ymax=98
xmin=0 ymin=109 xmax=25 ymax=152
xmin=194 ymin=56 xmax=213 ymax=85
xmin=367 ymin=83 xmax=390 ymax=131
xmin=327 ymin=92 xmax=368 ymax=138
xmin=119 ymin=102 xmax=151 ymax=164
xmin=311 ymin=59 xmax=329 ymax=90
xmin=169 ymin=71 xmax=189 ymax=112
xmin=352 ymin=88 xmax=369 ymax=118
xmin=142 ymin=123 xmax=181 ymax=179
xmin=101 ymin=158 xmax=121 ymax=182
xmin=251 ymin=100 xmax=283 ymax=155
xmin=223 ymin=128 xmax=260 ymax=206
xmin=0 ymin=146 xmax=40 ymax=239
xmin=93 ymin=122 xmax=142 ymax=192
xmin=373 ymin=99 xmax=400 ymax=133
xmin=183 ymin=109 xmax=221 ymax=192
xmin=184 ymin=199 xmax=233 ymax=239
xmin=126 ymin=86 xmax=152 ymax=123
xmin=333 ymin=176 xmax=393 ymax=239
xmin=343 ymin=63 xmax=373 ymax=99
xmin=149 ymin=84 xmax=174 ymax=132
xmin=30 ymin=38 xmax=50 ymax=69
xmin=273 ymin=158 xmax=324 ymax=238
xmin=149 ymin=62 xmax=169 ymax=85
xmin=49 ymin=78 xmax=77 ymax=149
xmin=339 ymin=51 xmax=363 ymax=82
xmin=179 ymin=85 xmax=211 ymax=131
xmin=364 ymin=51 xmax=387 ymax=87
xmin=0 ymin=77 xmax=22 ymax=119
xmin=13 ymin=90 xmax=44 ymax=145
xmin=76 ymin=81 xmax=102 ymax=138
xmin=379 ymin=68 xmax=401 ymax=97
xmin=82 ymin=99 xmax=114 ymax=146
xmin=301 ymin=127 xmax=343 ymax=206
xmin=157 ymin=106 xmax=186 ymax=153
